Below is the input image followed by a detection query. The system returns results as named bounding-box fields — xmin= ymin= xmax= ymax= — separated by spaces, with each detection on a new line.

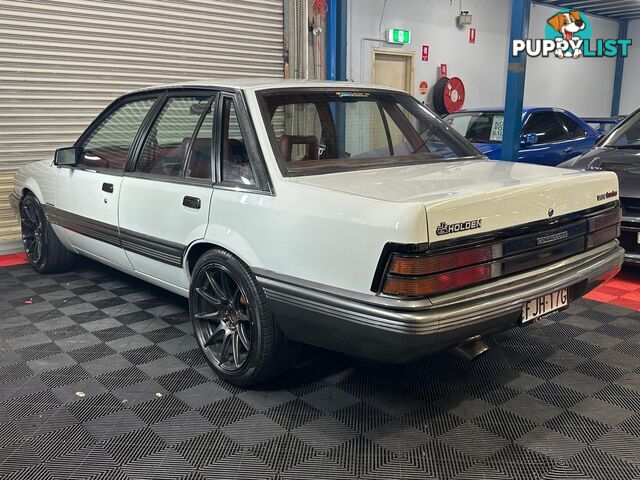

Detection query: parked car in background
xmin=445 ymin=107 xmax=599 ymax=165
xmin=559 ymin=108 xmax=640 ymax=264
xmin=11 ymin=80 xmax=623 ymax=386
xmin=582 ymin=116 xmax=626 ymax=138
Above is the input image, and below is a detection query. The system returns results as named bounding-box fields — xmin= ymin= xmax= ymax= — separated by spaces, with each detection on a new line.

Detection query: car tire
xmin=20 ymin=193 xmax=76 ymax=273
xmin=189 ymin=249 xmax=295 ymax=386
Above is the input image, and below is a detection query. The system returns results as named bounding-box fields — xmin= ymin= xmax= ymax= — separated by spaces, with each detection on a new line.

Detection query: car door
xmin=519 ymin=111 xmax=570 ymax=166
xmin=555 ymin=112 xmax=594 ymax=161
xmin=117 ymin=91 xmax=217 ymax=291
xmin=55 ymin=95 xmax=158 ymax=268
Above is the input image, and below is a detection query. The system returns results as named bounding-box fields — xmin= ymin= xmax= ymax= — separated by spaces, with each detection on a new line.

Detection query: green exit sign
xmin=387 ymin=28 xmax=411 ymax=44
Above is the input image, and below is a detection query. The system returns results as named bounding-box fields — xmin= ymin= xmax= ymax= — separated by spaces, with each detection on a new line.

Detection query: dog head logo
xmin=545 ymin=10 xmax=590 ymax=58
xmin=547 ymin=11 xmax=585 ymax=41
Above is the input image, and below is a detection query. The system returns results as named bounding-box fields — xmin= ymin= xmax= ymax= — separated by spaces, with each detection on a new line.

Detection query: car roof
xmin=128 ymin=78 xmax=401 ymax=94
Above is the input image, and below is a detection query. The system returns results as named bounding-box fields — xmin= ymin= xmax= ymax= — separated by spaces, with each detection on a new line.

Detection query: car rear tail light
xmin=388 ymin=245 xmax=494 ymax=276
xmin=587 ymin=224 xmax=620 ymax=249
xmin=588 ymin=209 xmax=621 ymax=232
xmin=376 ymin=207 xmax=621 ymax=299
xmin=383 ymin=263 xmax=492 ymax=297
xmin=587 ymin=209 xmax=621 ymax=248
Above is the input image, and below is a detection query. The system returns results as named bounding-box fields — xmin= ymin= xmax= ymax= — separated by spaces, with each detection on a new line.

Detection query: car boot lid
xmin=292 ymin=159 xmax=620 ymax=242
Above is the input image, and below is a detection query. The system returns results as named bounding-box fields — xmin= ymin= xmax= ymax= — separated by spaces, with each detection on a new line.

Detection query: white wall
xmin=348 ymin=0 xmax=512 ymax=109
xmin=524 ymin=3 xmax=619 ymax=116
xmin=348 ymin=0 xmax=620 ymax=116
xmin=620 ymin=19 xmax=640 ymax=114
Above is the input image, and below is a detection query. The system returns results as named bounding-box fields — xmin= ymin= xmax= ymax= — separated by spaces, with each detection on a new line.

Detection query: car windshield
xmin=258 ymin=89 xmax=479 ymax=176
xmin=444 ymin=112 xmax=504 ymax=144
xmin=601 ymin=111 xmax=640 ymax=148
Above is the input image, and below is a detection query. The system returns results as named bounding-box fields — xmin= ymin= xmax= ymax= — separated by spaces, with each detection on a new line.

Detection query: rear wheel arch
xmin=185 ymin=241 xmax=255 ymax=278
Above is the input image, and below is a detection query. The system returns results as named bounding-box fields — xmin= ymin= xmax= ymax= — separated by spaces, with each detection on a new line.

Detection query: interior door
xmin=372 ymin=49 xmax=414 ymax=93
xmin=118 ymin=93 xmax=216 ymax=291
xmin=55 ymin=96 xmax=157 ymax=268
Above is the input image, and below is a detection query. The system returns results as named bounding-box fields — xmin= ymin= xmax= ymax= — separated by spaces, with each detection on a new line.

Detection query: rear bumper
xmin=257 ymin=241 xmax=623 ymax=363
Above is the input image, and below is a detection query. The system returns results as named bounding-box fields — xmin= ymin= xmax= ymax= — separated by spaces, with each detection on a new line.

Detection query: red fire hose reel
xmin=432 ymin=76 xmax=466 ymax=115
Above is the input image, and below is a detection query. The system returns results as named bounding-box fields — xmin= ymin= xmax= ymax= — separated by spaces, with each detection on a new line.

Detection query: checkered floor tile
xmin=0 ymin=253 xmax=26 ymax=268
xmin=585 ymin=268 xmax=640 ymax=312
xmin=1 ymin=259 xmax=639 ymax=479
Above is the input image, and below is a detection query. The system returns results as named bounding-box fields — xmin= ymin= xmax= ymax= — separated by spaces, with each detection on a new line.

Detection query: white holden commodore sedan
xmin=11 ymin=79 xmax=623 ymax=385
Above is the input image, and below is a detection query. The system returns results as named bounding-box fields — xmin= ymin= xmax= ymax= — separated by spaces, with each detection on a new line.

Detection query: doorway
xmin=371 ymin=49 xmax=415 ymax=94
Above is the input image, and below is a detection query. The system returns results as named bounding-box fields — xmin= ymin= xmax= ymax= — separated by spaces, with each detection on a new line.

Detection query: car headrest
xmin=278 ymin=135 xmax=319 ymax=162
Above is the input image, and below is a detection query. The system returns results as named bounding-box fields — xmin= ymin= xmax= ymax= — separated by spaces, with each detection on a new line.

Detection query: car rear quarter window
xmin=80 ymin=99 xmax=155 ymax=171
xmin=220 ymin=97 xmax=256 ymax=186
xmin=185 ymin=103 xmax=214 ymax=180
xmin=523 ymin=112 xmax=569 ymax=144
xmin=558 ymin=113 xmax=587 ymax=139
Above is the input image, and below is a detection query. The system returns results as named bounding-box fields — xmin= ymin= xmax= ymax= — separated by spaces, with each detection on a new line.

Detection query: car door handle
xmin=102 ymin=182 xmax=114 ymax=193
xmin=183 ymin=196 xmax=201 ymax=209
xmin=563 ymin=147 xmax=574 ymax=153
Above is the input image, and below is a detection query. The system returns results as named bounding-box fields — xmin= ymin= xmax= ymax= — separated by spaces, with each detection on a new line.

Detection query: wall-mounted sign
xmin=440 ymin=64 xmax=448 ymax=77
xmin=469 ymin=28 xmax=476 ymax=44
xmin=387 ymin=28 xmax=411 ymax=44
xmin=421 ymin=44 xmax=429 ymax=61
xmin=419 ymin=81 xmax=429 ymax=95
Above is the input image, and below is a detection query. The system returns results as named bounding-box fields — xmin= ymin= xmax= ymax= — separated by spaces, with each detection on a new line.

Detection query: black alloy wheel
xmin=19 ymin=193 xmax=75 ymax=273
xmin=189 ymin=249 xmax=295 ymax=386
xmin=20 ymin=196 xmax=45 ymax=266
xmin=192 ymin=264 xmax=252 ymax=372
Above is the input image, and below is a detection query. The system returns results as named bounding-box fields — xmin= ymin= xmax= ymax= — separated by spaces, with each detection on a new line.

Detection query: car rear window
xmin=257 ymin=89 xmax=479 ymax=176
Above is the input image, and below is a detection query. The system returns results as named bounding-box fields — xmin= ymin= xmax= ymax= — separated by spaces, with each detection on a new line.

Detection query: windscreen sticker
xmin=335 ymin=91 xmax=370 ymax=98
xmin=490 ymin=116 xmax=504 ymax=142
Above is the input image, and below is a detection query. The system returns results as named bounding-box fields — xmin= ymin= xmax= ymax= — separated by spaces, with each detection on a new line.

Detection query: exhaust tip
xmin=450 ymin=335 xmax=489 ymax=361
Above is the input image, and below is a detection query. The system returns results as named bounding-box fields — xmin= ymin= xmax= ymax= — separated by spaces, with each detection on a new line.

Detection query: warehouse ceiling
xmin=539 ymin=0 xmax=640 ymax=21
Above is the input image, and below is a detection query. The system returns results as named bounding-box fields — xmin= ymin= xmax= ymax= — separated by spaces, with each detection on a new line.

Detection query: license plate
xmin=522 ymin=288 xmax=569 ymax=324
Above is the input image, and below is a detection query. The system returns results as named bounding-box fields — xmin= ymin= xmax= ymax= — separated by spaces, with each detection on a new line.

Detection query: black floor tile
xmin=0 ymin=260 xmax=639 ymax=479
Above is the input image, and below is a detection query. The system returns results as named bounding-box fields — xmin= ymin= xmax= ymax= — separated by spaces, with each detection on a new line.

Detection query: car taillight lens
xmin=587 ymin=209 xmax=621 ymax=248
xmin=588 ymin=209 xmax=621 ymax=232
xmin=389 ymin=245 xmax=494 ymax=276
xmin=383 ymin=263 xmax=492 ymax=297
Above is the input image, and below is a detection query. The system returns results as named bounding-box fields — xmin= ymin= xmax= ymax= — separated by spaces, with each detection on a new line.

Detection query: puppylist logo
xmin=513 ymin=10 xmax=632 ymax=59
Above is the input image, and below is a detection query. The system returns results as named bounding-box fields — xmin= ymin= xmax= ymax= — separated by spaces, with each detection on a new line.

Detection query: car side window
xmin=80 ymin=98 xmax=155 ymax=171
xmin=185 ymin=101 xmax=215 ymax=180
xmin=136 ymin=96 xmax=211 ymax=177
xmin=557 ymin=113 xmax=587 ymax=139
xmin=220 ymin=97 xmax=256 ymax=186
xmin=523 ymin=112 xmax=569 ymax=144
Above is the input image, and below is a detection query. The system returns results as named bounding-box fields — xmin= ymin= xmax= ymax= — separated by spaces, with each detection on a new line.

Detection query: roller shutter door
xmin=0 ymin=0 xmax=284 ymax=242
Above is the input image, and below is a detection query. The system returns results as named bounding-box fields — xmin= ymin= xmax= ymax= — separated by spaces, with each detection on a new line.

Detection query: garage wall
xmin=524 ymin=3 xmax=619 ymax=117
xmin=0 ymin=0 xmax=284 ymax=242
xmin=348 ymin=0 xmax=512 ymax=109
xmin=348 ymin=0 xmax=619 ymax=118
xmin=619 ymin=19 xmax=640 ymax=114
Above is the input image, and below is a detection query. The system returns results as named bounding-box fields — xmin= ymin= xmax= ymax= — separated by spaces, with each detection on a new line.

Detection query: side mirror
xmin=54 ymin=147 xmax=78 ymax=166
xmin=521 ymin=133 xmax=538 ymax=147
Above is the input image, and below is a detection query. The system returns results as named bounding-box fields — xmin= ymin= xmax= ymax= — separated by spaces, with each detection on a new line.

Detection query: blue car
xmin=444 ymin=107 xmax=599 ymax=166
